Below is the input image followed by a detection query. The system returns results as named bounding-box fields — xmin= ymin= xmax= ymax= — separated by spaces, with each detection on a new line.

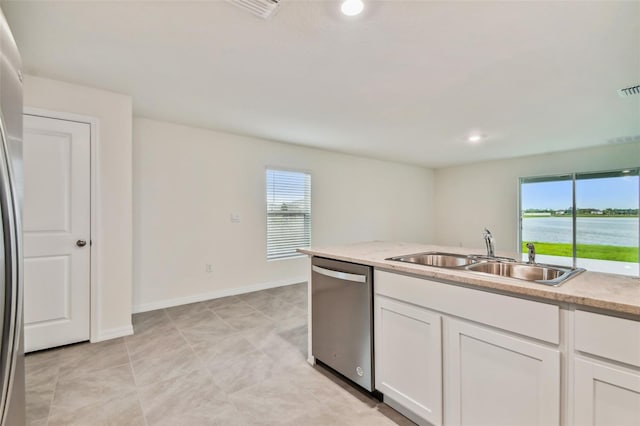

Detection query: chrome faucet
xmin=526 ymin=242 xmax=536 ymax=264
xmin=483 ymin=228 xmax=495 ymax=258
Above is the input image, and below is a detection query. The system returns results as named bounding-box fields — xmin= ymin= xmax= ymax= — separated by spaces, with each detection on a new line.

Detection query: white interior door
xmin=23 ymin=114 xmax=91 ymax=352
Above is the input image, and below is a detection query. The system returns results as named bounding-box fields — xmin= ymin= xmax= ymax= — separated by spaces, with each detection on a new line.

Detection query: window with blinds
xmin=266 ymin=168 xmax=311 ymax=260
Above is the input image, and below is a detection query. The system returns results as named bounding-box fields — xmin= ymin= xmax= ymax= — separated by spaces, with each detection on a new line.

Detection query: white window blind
xmin=266 ymin=169 xmax=311 ymax=260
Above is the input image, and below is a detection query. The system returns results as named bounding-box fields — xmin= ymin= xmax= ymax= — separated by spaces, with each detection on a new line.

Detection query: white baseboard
xmin=132 ymin=277 xmax=308 ymax=314
xmin=91 ymin=324 xmax=134 ymax=343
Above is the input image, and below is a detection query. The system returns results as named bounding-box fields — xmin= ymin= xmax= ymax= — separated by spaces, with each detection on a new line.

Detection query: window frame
xmin=518 ymin=167 xmax=640 ymax=274
xmin=265 ymin=166 xmax=312 ymax=261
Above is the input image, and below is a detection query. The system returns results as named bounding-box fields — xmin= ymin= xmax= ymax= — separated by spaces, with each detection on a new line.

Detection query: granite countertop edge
xmin=299 ymin=241 xmax=640 ymax=317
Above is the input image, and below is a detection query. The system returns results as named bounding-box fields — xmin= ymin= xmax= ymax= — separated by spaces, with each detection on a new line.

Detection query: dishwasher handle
xmin=312 ymin=265 xmax=367 ymax=283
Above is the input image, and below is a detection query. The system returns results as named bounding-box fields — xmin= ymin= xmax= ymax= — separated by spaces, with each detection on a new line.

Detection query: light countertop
xmin=299 ymin=241 xmax=640 ymax=317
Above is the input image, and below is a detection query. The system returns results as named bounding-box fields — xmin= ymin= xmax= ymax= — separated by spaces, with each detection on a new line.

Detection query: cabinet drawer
xmin=575 ymin=310 xmax=640 ymax=368
xmin=375 ymin=270 xmax=559 ymax=344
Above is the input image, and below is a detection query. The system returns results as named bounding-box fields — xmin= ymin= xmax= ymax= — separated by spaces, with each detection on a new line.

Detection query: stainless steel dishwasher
xmin=311 ymin=257 xmax=374 ymax=391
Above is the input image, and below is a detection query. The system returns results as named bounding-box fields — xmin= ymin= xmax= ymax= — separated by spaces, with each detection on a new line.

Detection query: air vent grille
xmin=618 ymin=84 xmax=640 ymax=97
xmin=227 ymin=0 xmax=280 ymax=19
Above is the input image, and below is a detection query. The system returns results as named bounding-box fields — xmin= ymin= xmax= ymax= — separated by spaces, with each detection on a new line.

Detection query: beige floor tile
xmin=148 ymin=399 xmax=242 ymax=426
xmin=261 ymin=303 xmax=306 ymax=322
xmin=192 ymin=333 xmax=256 ymax=368
xmin=52 ymin=364 xmax=136 ymax=410
xmin=137 ymin=369 xmax=226 ymax=425
xmin=48 ymin=390 xmax=144 ymax=426
xmin=57 ymin=339 xmax=130 ymax=381
xmin=294 ymin=299 xmax=308 ymax=311
xmin=261 ymin=285 xmax=292 ymax=298
xmin=208 ymin=349 xmax=276 ymax=393
xmin=245 ymin=293 xmax=287 ymax=311
xmin=25 ymin=346 xmax=64 ymax=371
xmin=273 ymin=314 xmax=308 ymax=338
xmin=279 ymin=287 xmax=308 ymax=305
xmin=238 ymin=291 xmax=278 ymax=309
xmin=26 ymin=352 xmax=61 ymax=391
xmin=282 ymin=411 xmax=350 ymax=426
xmin=130 ymin=344 xmax=204 ymax=386
xmin=165 ymin=300 xmax=210 ymax=323
xmin=165 ymin=302 xmax=212 ymax=328
xmin=124 ymin=327 xmax=187 ymax=361
xmin=25 ymin=382 xmax=53 ymax=424
xmin=132 ymin=309 xmax=171 ymax=335
xmin=223 ymin=310 xmax=273 ymax=332
xmin=205 ymin=295 xmax=242 ymax=309
xmin=178 ymin=316 xmax=236 ymax=346
xmin=245 ymin=331 xmax=306 ymax=368
xmin=211 ymin=299 xmax=258 ymax=320
xmin=248 ymin=294 xmax=294 ymax=314
xmin=26 ymin=283 xmax=413 ymax=425
xmin=168 ymin=308 xmax=220 ymax=330
xmin=284 ymin=364 xmax=352 ymax=403
xmin=27 ymin=418 xmax=48 ymax=426
xmin=228 ymin=373 xmax=324 ymax=425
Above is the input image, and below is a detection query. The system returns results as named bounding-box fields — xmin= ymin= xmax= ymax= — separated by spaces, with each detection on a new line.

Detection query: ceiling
xmin=2 ymin=0 xmax=639 ymax=168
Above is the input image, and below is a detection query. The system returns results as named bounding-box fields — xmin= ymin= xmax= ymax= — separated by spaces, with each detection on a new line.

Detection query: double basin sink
xmin=387 ymin=252 xmax=585 ymax=286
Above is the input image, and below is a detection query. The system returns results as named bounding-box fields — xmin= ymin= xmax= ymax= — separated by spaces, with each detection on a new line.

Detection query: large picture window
xmin=519 ymin=168 xmax=639 ymax=276
xmin=266 ymin=168 xmax=311 ymax=260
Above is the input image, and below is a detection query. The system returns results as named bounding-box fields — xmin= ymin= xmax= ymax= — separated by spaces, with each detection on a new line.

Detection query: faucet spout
xmin=483 ymin=228 xmax=495 ymax=258
xmin=526 ymin=242 xmax=536 ymax=264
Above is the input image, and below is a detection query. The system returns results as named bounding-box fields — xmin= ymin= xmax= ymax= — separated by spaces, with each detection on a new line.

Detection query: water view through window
xmin=520 ymin=169 xmax=639 ymax=276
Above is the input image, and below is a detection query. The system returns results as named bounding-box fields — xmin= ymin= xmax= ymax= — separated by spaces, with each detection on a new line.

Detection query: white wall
xmin=133 ymin=117 xmax=434 ymax=311
xmin=434 ymin=142 xmax=640 ymax=253
xmin=24 ymin=75 xmax=133 ymax=340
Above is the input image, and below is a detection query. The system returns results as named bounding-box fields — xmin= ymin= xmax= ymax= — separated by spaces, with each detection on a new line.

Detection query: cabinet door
xmin=445 ymin=319 xmax=560 ymax=426
xmin=375 ymin=295 xmax=442 ymax=426
xmin=574 ymin=357 xmax=640 ymax=426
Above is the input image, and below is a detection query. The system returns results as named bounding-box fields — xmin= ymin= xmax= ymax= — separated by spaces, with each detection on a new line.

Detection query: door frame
xmin=23 ymin=107 xmax=101 ymax=343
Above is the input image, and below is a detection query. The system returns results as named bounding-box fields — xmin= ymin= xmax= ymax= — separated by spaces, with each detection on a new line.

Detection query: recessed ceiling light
xmin=341 ymin=0 xmax=364 ymax=16
xmin=468 ymin=134 xmax=484 ymax=144
xmin=622 ymin=170 xmax=631 ymax=173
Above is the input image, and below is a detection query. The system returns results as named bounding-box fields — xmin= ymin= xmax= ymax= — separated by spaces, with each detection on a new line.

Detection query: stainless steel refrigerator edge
xmin=311 ymin=257 xmax=374 ymax=391
xmin=0 ymin=8 xmax=24 ymax=426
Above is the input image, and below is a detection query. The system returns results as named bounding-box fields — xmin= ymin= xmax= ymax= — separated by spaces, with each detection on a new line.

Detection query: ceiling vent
xmin=617 ymin=84 xmax=640 ymax=97
xmin=226 ymin=0 xmax=281 ymax=19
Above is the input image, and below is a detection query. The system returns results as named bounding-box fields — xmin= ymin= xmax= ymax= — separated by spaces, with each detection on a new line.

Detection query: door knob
xmin=76 ymin=240 xmax=87 ymax=247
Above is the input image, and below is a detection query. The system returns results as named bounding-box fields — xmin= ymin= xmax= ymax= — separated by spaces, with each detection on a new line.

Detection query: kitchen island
xmin=300 ymin=241 xmax=640 ymax=426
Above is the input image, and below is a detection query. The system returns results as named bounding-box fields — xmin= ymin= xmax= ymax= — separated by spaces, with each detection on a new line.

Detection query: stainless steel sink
xmin=465 ymin=261 xmax=585 ymax=286
xmin=387 ymin=252 xmax=480 ymax=268
xmin=387 ymin=251 xmax=584 ymax=286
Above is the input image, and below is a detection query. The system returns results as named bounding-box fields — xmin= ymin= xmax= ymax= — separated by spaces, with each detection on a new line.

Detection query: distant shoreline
xmin=522 ymin=215 xmax=638 ymax=218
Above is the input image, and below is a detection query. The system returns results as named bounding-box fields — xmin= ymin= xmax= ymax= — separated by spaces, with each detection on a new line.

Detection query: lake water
xmin=522 ymin=217 xmax=639 ymax=247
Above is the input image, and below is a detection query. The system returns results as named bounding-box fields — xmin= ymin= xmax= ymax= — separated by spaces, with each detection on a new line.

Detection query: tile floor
xmin=25 ymin=283 xmax=414 ymax=425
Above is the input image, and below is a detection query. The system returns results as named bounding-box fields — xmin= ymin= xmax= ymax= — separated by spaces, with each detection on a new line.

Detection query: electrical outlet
xmin=230 ymin=213 xmax=241 ymax=223
xmin=206 ymin=264 xmax=213 ymax=273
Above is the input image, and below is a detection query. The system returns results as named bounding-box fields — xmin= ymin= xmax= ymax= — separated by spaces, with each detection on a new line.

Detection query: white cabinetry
xmin=375 ymin=296 xmax=442 ymax=426
xmin=574 ymin=358 xmax=640 ymax=426
xmin=371 ymin=270 xmax=640 ymax=426
xmin=573 ymin=310 xmax=640 ymax=426
xmin=374 ymin=270 xmax=561 ymax=426
xmin=445 ymin=319 xmax=560 ymax=426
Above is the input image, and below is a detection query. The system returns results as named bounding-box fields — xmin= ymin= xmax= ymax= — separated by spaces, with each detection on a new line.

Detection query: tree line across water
xmin=523 ymin=208 xmax=638 ymax=217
